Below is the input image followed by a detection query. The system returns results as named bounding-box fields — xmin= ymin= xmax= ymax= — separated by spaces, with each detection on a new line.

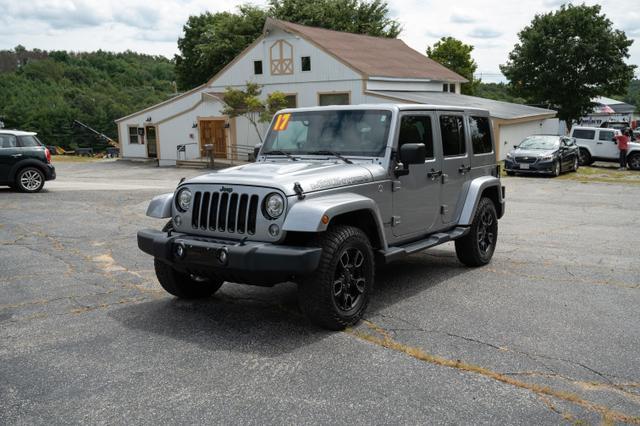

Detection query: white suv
xmin=570 ymin=126 xmax=640 ymax=170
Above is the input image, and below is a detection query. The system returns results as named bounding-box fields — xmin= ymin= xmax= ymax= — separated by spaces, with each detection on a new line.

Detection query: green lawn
xmin=500 ymin=161 xmax=640 ymax=185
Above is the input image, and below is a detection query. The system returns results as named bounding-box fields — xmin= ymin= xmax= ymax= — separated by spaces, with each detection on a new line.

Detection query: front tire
xmin=298 ymin=225 xmax=374 ymax=330
xmin=551 ymin=160 xmax=561 ymax=177
xmin=627 ymin=153 xmax=640 ymax=171
xmin=455 ymin=197 xmax=498 ymax=267
xmin=154 ymin=258 xmax=223 ymax=299
xmin=15 ymin=167 xmax=45 ymax=192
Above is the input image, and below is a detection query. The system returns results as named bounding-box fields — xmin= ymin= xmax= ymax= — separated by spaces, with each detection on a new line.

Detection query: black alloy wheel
xmin=332 ymin=247 xmax=366 ymax=312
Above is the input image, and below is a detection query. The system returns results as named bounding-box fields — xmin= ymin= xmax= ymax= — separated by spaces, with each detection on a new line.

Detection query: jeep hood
xmin=185 ymin=160 xmax=384 ymax=196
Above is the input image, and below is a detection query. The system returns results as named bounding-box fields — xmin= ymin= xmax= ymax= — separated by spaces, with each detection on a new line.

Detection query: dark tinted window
xmin=399 ymin=115 xmax=434 ymax=159
xmin=469 ymin=116 xmax=492 ymax=154
xmin=440 ymin=115 xmax=466 ymax=156
xmin=572 ymin=129 xmax=595 ymax=139
xmin=0 ymin=134 xmax=17 ymax=148
xmin=442 ymin=84 xmax=449 ymax=92
xmin=301 ymin=56 xmax=311 ymax=71
xmin=599 ymin=130 xmax=614 ymax=141
xmin=284 ymin=94 xmax=297 ymax=108
xmin=318 ymin=93 xmax=349 ymax=106
xmin=17 ymin=135 xmax=41 ymax=147
xmin=253 ymin=60 xmax=263 ymax=75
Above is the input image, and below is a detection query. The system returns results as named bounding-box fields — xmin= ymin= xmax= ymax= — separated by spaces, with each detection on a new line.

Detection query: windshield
xmin=518 ymin=136 xmax=559 ymax=150
xmin=262 ymin=110 xmax=392 ymax=157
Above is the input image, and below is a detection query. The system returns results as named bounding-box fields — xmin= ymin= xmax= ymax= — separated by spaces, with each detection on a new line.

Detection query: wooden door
xmin=145 ymin=126 xmax=157 ymax=158
xmin=200 ymin=120 xmax=227 ymax=159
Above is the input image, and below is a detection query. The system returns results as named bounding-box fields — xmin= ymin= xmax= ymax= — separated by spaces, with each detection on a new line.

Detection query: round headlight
xmin=264 ymin=193 xmax=285 ymax=219
xmin=176 ymin=188 xmax=192 ymax=212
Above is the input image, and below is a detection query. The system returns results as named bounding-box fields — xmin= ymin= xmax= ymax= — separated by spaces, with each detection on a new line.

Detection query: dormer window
xmin=301 ymin=56 xmax=311 ymax=72
xmin=254 ymin=60 xmax=263 ymax=75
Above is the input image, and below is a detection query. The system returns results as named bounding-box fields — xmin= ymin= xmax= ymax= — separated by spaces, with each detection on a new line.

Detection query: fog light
xmin=268 ymin=224 xmax=280 ymax=237
xmin=216 ymin=248 xmax=228 ymax=265
xmin=174 ymin=243 xmax=185 ymax=259
xmin=174 ymin=215 xmax=182 ymax=226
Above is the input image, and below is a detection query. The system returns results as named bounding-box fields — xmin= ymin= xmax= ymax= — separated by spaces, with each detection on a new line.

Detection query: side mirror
xmin=253 ymin=144 xmax=262 ymax=160
xmin=513 ymin=144 xmax=519 ymax=150
xmin=399 ymin=143 xmax=426 ymax=165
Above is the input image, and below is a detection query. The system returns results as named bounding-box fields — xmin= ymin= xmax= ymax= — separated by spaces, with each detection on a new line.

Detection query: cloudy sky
xmin=0 ymin=0 xmax=638 ymax=82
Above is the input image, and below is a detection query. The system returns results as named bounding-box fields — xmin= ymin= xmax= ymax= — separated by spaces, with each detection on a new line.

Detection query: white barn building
xmin=116 ymin=18 xmax=558 ymax=164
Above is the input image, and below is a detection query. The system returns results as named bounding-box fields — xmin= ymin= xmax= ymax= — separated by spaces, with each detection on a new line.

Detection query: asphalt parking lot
xmin=1 ymin=160 xmax=639 ymax=424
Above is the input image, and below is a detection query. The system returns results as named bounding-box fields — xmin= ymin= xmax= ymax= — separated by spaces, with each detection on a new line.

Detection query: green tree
xmin=426 ymin=37 xmax=479 ymax=95
xmin=174 ymin=0 xmax=401 ymax=90
xmin=221 ymin=82 xmax=289 ymax=143
xmin=500 ymin=4 xmax=636 ymax=125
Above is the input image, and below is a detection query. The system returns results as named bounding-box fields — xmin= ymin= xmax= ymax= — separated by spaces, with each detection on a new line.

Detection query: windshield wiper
xmin=306 ymin=150 xmax=353 ymax=164
xmin=263 ymin=150 xmax=298 ymax=161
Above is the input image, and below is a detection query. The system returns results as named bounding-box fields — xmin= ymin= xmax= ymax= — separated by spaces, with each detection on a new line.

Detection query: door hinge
xmin=392 ymin=181 xmax=401 ymax=192
xmin=440 ymin=205 xmax=449 ymax=215
xmin=391 ymin=216 xmax=401 ymax=226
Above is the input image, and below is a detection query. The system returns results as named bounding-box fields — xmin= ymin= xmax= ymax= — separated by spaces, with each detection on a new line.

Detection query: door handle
xmin=427 ymin=169 xmax=442 ymax=180
xmin=458 ymin=164 xmax=471 ymax=174
xmin=11 ymin=153 xmax=23 ymax=158
xmin=596 ymin=142 xmax=603 ymax=145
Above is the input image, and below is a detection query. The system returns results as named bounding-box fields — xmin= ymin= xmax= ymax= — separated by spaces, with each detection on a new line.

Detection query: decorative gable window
xmin=254 ymin=60 xmax=263 ymax=75
xmin=301 ymin=56 xmax=311 ymax=72
xmin=270 ymin=39 xmax=294 ymax=75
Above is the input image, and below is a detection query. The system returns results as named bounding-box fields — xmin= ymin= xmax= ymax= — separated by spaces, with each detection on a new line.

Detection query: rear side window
xmin=17 ymin=135 xmax=41 ymax=147
xmin=598 ymin=130 xmax=614 ymax=141
xmin=398 ymin=115 xmax=434 ymax=159
xmin=572 ymin=129 xmax=595 ymax=140
xmin=0 ymin=134 xmax=17 ymax=148
xmin=440 ymin=115 xmax=466 ymax=156
xmin=469 ymin=116 xmax=492 ymax=154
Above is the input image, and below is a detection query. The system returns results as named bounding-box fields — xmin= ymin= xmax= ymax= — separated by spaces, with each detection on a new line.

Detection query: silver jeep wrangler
xmin=138 ymin=104 xmax=505 ymax=330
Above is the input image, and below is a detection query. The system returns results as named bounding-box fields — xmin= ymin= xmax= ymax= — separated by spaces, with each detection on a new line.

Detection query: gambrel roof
xmin=265 ymin=18 xmax=468 ymax=83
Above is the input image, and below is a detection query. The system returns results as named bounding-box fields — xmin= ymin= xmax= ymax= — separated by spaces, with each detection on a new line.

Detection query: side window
xmin=598 ymin=130 xmax=614 ymax=141
xmin=0 ymin=134 xmax=17 ymax=148
xmin=572 ymin=129 xmax=595 ymax=139
xmin=469 ymin=116 xmax=492 ymax=154
xmin=440 ymin=115 xmax=466 ymax=156
xmin=17 ymin=135 xmax=41 ymax=147
xmin=398 ymin=115 xmax=434 ymax=159
xmin=128 ymin=127 xmax=139 ymax=144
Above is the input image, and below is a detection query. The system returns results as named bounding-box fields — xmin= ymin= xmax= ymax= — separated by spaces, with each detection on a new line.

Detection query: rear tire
xmin=298 ymin=225 xmax=374 ymax=330
xmin=15 ymin=167 xmax=45 ymax=192
xmin=578 ymin=148 xmax=593 ymax=166
xmin=154 ymin=258 xmax=223 ymax=299
xmin=455 ymin=198 xmax=498 ymax=267
xmin=627 ymin=153 xmax=640 ymax=171
xmin=571 ymin=156 xmax=579 ymax=172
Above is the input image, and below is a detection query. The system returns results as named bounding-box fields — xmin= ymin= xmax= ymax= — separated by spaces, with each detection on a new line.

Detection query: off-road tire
xmin=627 ymin=153 xmax=640 ymax=171
xmin=578 ymin=148 xmax=593 ymax=166
xmin=154 ymin=258 xmax=223 ymax=299
xmin=551 ymin=160 xmax=561 ymax=177
xmin=298 ymin=225 xmax=374 ymax=330
xmin=15 ymin=167 xmax=45 ymax=193
xmin=455 ymin=197 xmax=498 ymax=267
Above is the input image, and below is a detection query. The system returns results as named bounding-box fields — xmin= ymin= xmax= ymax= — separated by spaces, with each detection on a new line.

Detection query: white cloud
xmin=450 ymin=13 xmax=476 ymax=24
xmin=468 ymin=27 xmax=503 ymax=39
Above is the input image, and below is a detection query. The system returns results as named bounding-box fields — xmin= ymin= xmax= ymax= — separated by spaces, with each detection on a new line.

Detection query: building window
xmin=128 ymin=126 xmax=140 ymax=144
xmin=284 ymin=94 xmax=297 ymax=108
xmin=443 ymin=84 xmax=448 ymax=92
xmin=449 ymin=84 xmax=456 ymax=93
xmin=301 ymin=56 xmax=311 ymax=72
xmin=254 ymin=60 xmax=263 ymax=75
xmin=469 ymin=116 xmax=492 ymax=154
xmin=318 ymin=92 xmax=350 ymax=106
xmin=440 ymin=115 xmax=466 ymax=156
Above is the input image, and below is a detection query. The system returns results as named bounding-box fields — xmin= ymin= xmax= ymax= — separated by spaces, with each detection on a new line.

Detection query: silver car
xmin=138 ymin=104 xmax=505 ymax=330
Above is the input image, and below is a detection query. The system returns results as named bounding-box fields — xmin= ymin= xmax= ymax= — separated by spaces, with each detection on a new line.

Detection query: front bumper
xmin=505 ymin=159 xmax=554 ymax=174
xmin=137 ymin=228 xmax=322 ymax=284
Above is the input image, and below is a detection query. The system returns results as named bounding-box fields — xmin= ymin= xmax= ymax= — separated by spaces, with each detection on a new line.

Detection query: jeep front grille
xmin=191 ymin=190 xmax=259 ymax=235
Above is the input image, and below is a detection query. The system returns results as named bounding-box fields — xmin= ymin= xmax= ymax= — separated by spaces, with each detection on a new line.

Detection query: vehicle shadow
xmin=109 ymin=248 xmax=467 ymax=354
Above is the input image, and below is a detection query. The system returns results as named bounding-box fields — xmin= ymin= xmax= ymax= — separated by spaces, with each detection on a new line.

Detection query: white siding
xmin=366 ymin=80 xmax=445 ymax=92
xmin=497 ymin=118 xmax=560 ymax=160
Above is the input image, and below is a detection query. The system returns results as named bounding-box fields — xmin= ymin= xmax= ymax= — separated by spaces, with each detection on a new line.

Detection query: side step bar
xmin=378 ymin=226 xmax=470 ymax=264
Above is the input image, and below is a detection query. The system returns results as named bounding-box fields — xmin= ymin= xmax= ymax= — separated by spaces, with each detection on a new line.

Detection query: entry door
xmin=392 ymin=112 xmax=442 ymax=237
xmin=145 ymin=126 xmax=158 ymax=158
xmin=595 ymin=129 xmax=618 ymax=159
xmin=438 ymin=113 xmax=470 ymax=225
xmin=200 ymin=120 xmax=227 ymax=159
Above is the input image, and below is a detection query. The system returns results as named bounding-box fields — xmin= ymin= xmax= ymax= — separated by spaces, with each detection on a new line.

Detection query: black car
xmin=0 ymin=130 xmax=56 ymax=192
xmin=504 ymin=135 xmax=579 ymax=177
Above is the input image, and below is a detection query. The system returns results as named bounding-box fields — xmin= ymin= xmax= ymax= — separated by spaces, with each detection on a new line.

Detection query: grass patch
xmin=51 ymin=155 xmax=104 ymax=163
xmin=558 ymin=165 xmax=640 ymax=185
